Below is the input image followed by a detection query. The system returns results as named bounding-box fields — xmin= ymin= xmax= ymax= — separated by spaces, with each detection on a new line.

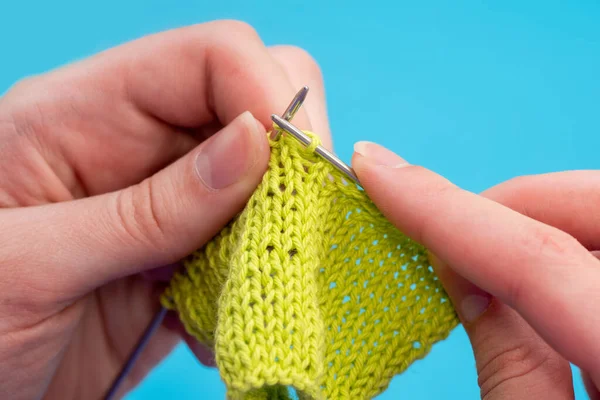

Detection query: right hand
xmin=352 ymin=142 xmax=600 ymax=399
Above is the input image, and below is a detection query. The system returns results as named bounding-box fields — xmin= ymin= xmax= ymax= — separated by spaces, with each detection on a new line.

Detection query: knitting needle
xmin=103 ymin=87 xmax=314 ymax=399
xmin=103 ymin=306 xmax=168 ymax=400
xmin=271 ymin=114 xmax=360 ymax=185
xmin=270 ymin=85 xmax=309 ymax=140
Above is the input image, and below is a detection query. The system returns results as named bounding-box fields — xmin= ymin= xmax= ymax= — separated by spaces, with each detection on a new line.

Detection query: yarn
xmin=162 ymin=130 xmax=459 ymax=399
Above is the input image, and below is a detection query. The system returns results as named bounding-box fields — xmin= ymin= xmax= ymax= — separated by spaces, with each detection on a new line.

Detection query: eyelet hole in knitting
xmin=162 ymin=130 xmax=458 ymax=400
xmin=314 ymin=194 xmax=459 ymax=397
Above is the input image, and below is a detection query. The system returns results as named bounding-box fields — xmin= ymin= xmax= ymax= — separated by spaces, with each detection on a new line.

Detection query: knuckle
xmin=210 ymin=19 xmax=260 ymax=41
xmin=507 ymin=226 xmax=579 ymax=306
xmin=271 ymin=45 xmax=323 ymax=81
xmin=525 ymin=224 xmax=580 ymax=260
xmin=428 ymin=177 xmax=460 ymax=201
xmin=113 ymin=179 xmax=170 ymax=252
xmin=201 ymin=20 xmax=263 ymax=79
xmin=478 ymin=342 xmax=565 ymax=398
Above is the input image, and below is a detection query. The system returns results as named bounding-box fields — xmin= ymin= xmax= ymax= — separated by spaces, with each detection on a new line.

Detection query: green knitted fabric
xmin=162 ymin=131 xmax=459 ymax=399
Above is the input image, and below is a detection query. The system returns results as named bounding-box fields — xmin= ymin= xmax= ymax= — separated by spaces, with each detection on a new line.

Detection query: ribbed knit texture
xmin=162 ymin=131 xmax=459 ymax=399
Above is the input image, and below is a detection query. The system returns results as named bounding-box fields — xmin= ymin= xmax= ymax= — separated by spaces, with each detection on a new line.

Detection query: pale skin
xmin=0 ymin=20 xmax=597 ymax=400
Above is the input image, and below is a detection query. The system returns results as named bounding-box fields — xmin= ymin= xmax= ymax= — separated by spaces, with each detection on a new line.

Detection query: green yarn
xmin=162 ymin=131 xmax=459 ymax=399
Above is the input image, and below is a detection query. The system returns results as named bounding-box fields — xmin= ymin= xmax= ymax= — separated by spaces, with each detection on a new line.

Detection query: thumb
xmin=351 ymin=141 xmax=574 ymax=399
xmin=1 ymin=111 xmax=269 ymax=298
xmin=430 ymin=255 xmax=574 ymax=399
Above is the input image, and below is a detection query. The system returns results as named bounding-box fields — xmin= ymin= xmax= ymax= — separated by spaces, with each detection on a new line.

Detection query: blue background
xmin=1 ymin=1 xmax=598 ymax=398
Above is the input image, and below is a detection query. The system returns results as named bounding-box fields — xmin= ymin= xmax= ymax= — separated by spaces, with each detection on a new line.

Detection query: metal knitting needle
xmin=103 ymin=306 xmax=168 ymax=400
xmin=271 ymin=114 xmax=360 ymax=186
xmin=104 ymin=87 xmax=314 ymax=399
xmin=271 ymin=85 xmax=309 ymax=140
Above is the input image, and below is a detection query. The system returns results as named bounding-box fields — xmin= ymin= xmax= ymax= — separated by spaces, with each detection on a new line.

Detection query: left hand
xmin=0 ymin=21 xmax=331 ymax=400
xmin=352 ymin=141 xmax=600 ymax=400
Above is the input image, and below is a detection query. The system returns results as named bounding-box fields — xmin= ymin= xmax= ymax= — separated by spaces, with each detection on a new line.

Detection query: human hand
xmin=352 ymin=142 xmax=600 ymax=399
xmin=0 ymin=21 xmax=331 ymax=400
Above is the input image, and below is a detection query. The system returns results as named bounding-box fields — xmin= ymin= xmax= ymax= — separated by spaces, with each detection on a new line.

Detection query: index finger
xmin=352 ymin=141 xmax=600 ymax=377
xmin=30 ymin=20 xmax=313 ymax=131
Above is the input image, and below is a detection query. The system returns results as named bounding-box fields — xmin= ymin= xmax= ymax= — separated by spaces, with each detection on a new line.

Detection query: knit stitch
xmin=162 ymin=130 xmax=459 ymax=399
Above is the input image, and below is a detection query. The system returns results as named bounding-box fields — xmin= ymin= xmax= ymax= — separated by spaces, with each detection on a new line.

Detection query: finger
xmin=2 ymin=21 xmax=310 ymax=194
xmin=484 ymin=175 xmax=600 ymax=397
xmin=484 ymin=171 xmax=600 ymax=250
xmin=162 ymin=311 xmax=215 ymax=367
xmin=432 ymin=254 xmax=574 ymax=399
xmin=429 ymin=171 xmax=590 ymax=397
xmin=44 ymin=20 xmax=311 ymax=131
xmin=141 ymin=263 xmax=181 ymax=282
xmin=183 ymin=335 xmax=216 ymax=368
xmin=1 ymin=112 xmax=269 ymax=298
xmin=582 ymin=252 xmax=600 ymax=397
xmin=352 ymin=141 xmax=600 ymax=380
xmin=582 ymin=371 xmax=600 ymax=400
xmin=268 ymin=45 xmax=333 ymax=149
xmin=182 ymin=45 xmax=334 ymax=151
xmin=42 ymin=280 xmax=183 ymax=400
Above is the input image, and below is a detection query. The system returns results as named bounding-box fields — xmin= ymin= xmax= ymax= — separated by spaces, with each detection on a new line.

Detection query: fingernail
xmin=461 ymin=294 xmax=492 ymax=323
xmin=195 ymin=111 xmax=263 ymax=190
xmin=354 ymin=141 xmax=409 ymax=168
xmin=164 ymin=314 xmax=217 ymax=367
xmin=429 ymin=253 xmax=492 ymax=323
xmin=189 ymin=341 xmax=216 ymax=367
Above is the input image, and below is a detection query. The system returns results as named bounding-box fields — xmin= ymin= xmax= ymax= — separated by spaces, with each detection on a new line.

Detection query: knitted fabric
xmin=162 ymin=130 xmax=459 ymax=399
